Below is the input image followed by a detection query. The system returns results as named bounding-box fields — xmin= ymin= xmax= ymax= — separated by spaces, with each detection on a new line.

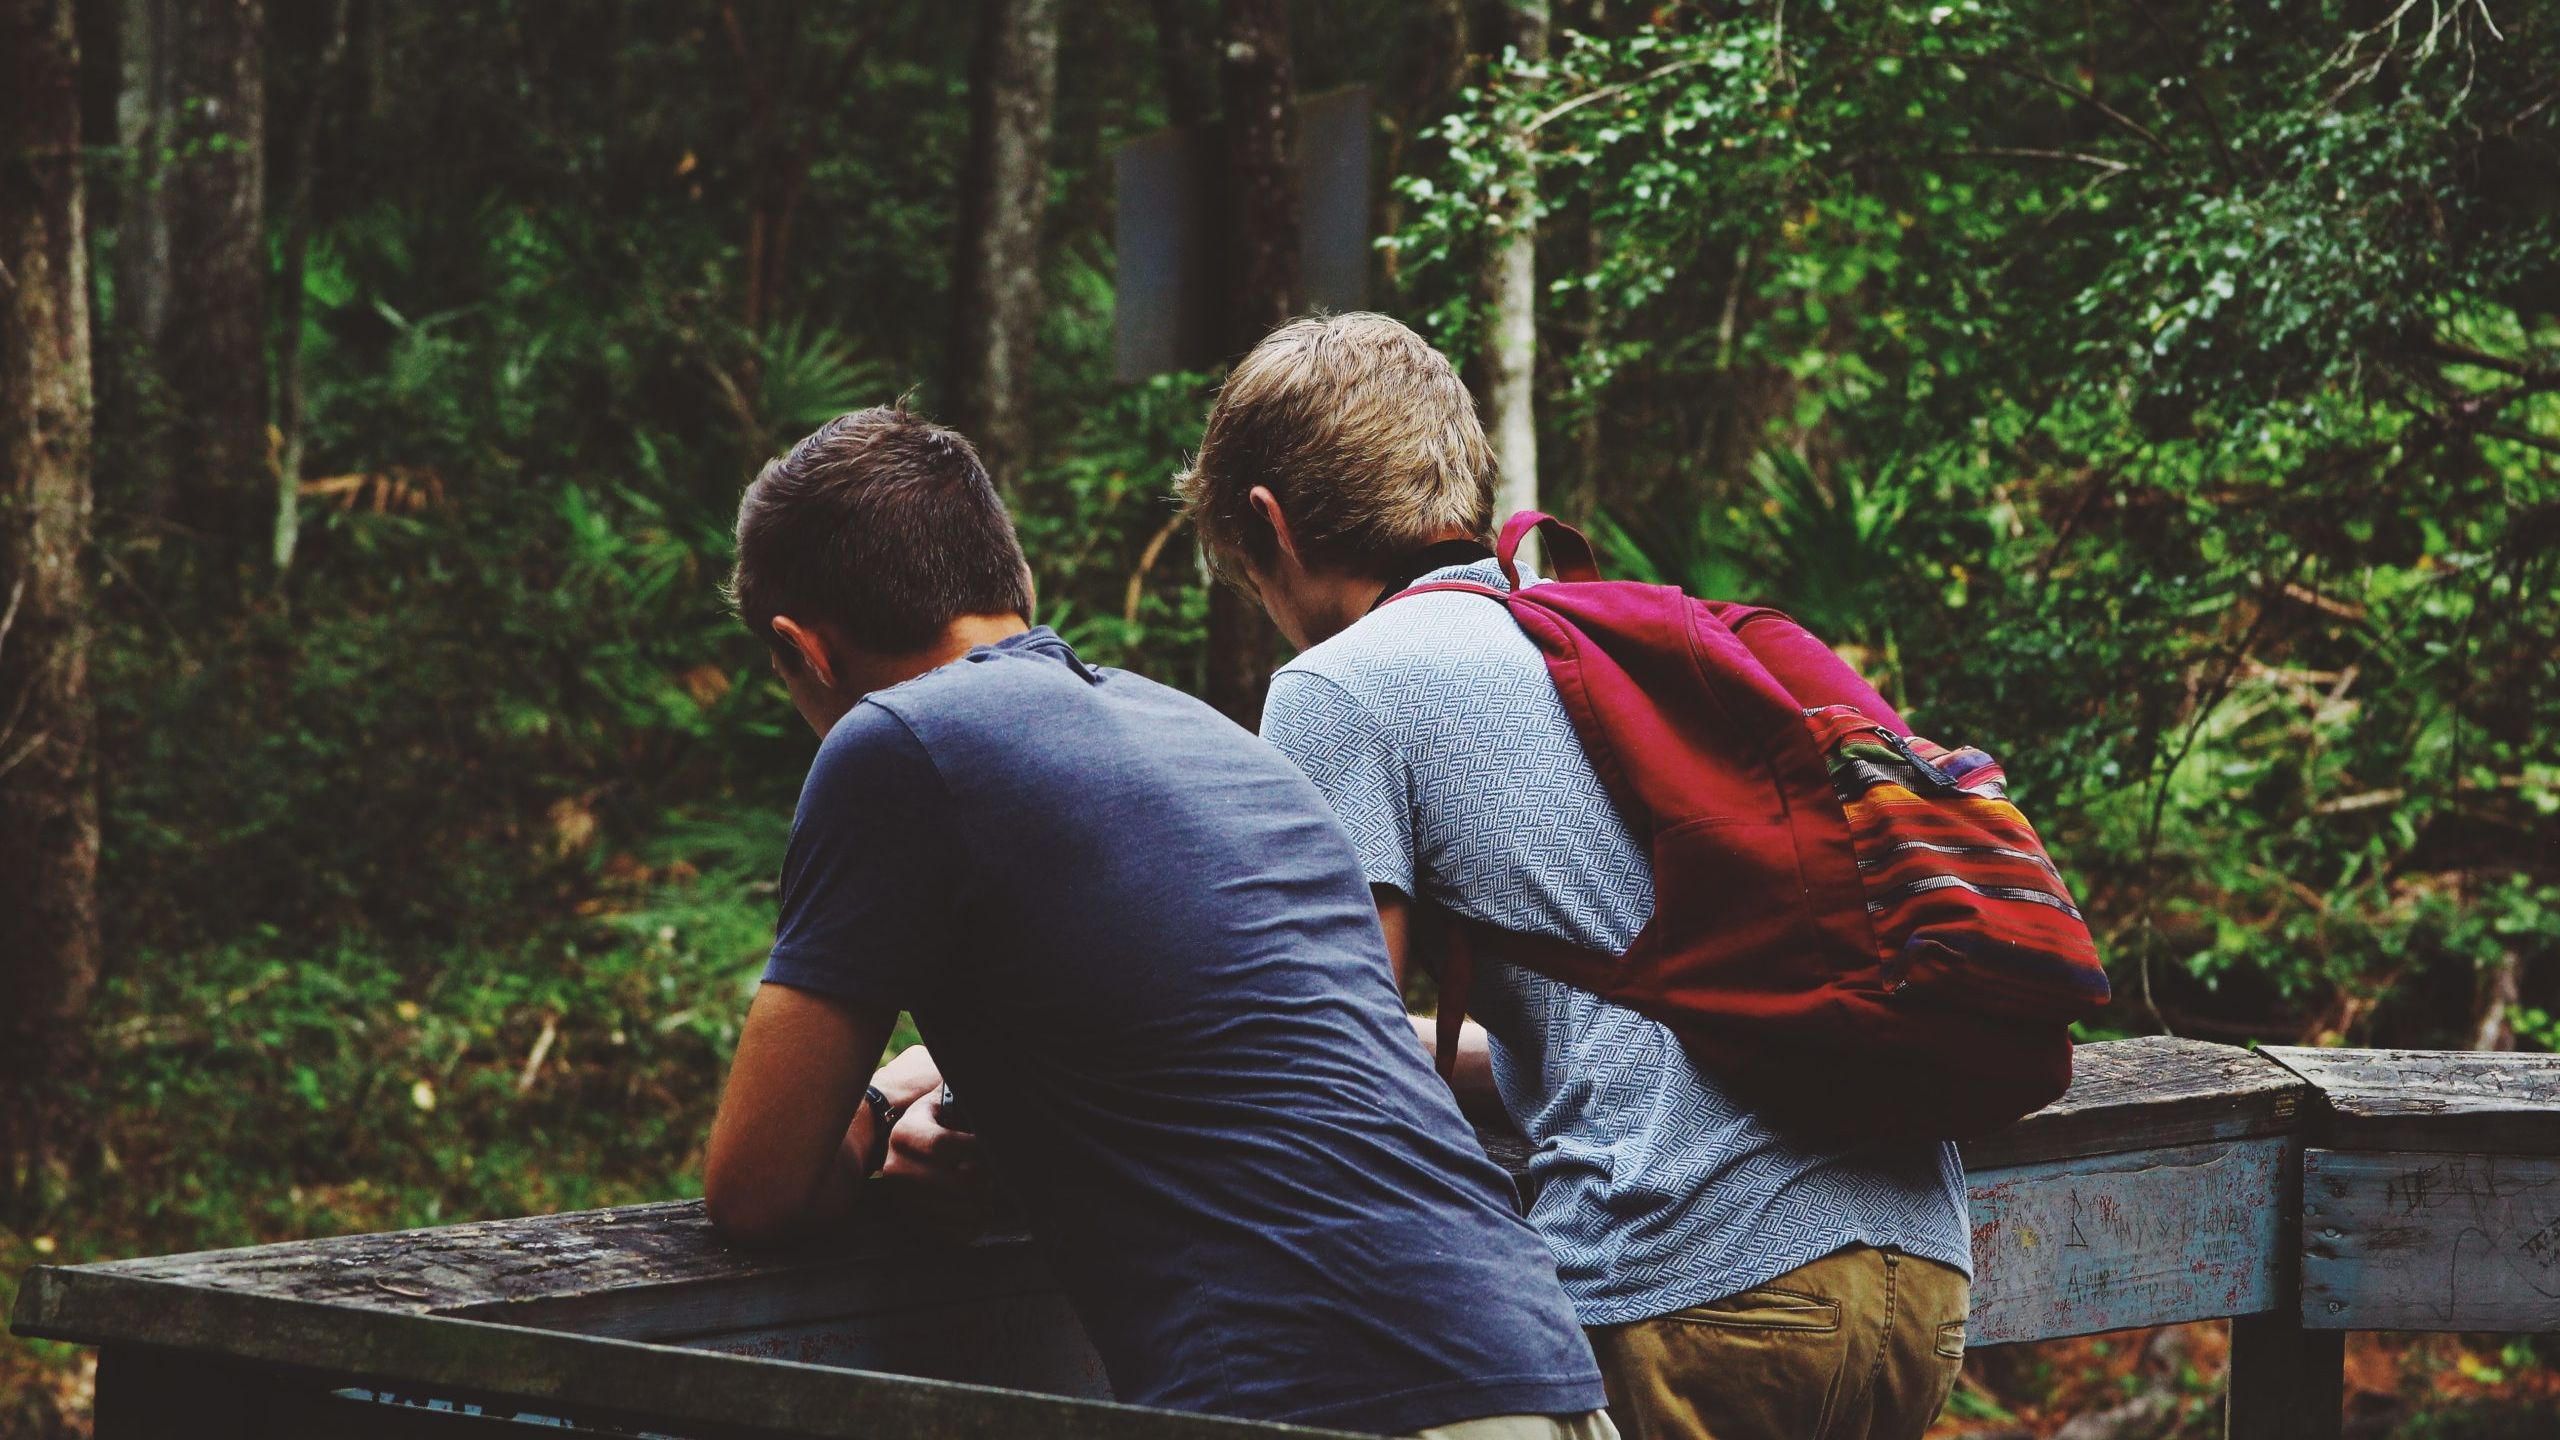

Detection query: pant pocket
xmin=1664 ymin=1286 xmax=1842 ymax=1335
xmin=1597 ymin=1289 xmax=1851 ymax=1440
xmin=1934 ymin=1318 xmax=1966 ymax=1361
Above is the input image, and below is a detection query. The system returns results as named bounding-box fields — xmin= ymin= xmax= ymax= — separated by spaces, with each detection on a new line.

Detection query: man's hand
xmin=870 ymin=1043 xmax=945 ymax=1115
xmin=870 ymin=1046 xmax=990 ymax=1201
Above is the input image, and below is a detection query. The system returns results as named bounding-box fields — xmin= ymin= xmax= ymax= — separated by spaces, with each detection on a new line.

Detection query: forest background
xmin=3 ymin=1 xmax=2557 ymax=1435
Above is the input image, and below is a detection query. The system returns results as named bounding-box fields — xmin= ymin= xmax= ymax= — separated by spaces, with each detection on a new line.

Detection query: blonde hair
xmin=1175 ymin=312 xmax=1496 ymax=583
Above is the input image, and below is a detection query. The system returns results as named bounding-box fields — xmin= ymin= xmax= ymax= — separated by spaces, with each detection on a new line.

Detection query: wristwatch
xmin=861 ymin=1085 xmax=905 ymax=1174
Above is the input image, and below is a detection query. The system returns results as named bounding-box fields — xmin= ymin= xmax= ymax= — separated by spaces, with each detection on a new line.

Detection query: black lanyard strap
xmin=1368 ymin=538 xmax=1497 ymax=613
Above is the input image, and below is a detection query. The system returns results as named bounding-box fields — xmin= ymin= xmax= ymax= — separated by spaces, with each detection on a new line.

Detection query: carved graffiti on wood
xmin=2302 ymin=1149 xmax=2560 ymax=1331
xmin=1965 ymin=1137 xmax=2289 ymax=1346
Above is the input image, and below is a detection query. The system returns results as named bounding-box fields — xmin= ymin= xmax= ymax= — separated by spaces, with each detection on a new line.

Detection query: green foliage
xmin=757 ymin=322 xmax=891 ymax=438
xmin=1014 ymin=369 xmax=1216 ymax=678
xmin=16 ymin=2 xmax=2560 ymax=1430
xmin=1399 ymin=0 xmax=2560 ymax=1045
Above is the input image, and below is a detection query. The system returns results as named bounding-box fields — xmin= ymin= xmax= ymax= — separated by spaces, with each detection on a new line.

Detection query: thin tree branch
xmin=0 ymin=729 xmax=51 ymax=787
xmin=1954 ymin=146 xmax=2135 ymax=173
xmin=2131 ymin=560 xmax=2304 ymax=1036
xmin=1527 ymin=55 xmax=1709 ymax=133
xmin=2124 ymin=0 xmax=2248 ymax=183
xmin=2504 ymin=84 xmax=2559 ymax=131
xmin=0 ymin=577 xmax=23 ymax=666
xmin=2413 ymin=335 xmax=2558 ymax=385
xmin=1974 ymin=56 xmax=2172 ymax=154
xmin=2480 ymin=424 xmax=2560 ymax=459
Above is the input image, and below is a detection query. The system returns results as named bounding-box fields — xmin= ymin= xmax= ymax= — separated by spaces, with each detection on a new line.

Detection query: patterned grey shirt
xmin=1260 ymin=559 xmax=1971 ymax=1325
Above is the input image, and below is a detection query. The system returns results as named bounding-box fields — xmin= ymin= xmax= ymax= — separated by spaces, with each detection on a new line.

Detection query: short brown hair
xmin=1175 ymin=312 xmax=1496 ymax=583
xmin=730 ymin=406 xmax=1033 ymax=655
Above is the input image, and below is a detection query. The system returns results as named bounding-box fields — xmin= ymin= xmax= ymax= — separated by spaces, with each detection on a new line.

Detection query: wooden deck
xmin=13 ymin=1036 xmax=2560 ymax=1438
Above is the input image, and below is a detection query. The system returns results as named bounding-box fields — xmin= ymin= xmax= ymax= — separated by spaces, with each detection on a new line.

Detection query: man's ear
xmin=768 ymin=615 xmax=837 ymax=689
xmin=1246 ymin=486 xmax=1303 ymax=568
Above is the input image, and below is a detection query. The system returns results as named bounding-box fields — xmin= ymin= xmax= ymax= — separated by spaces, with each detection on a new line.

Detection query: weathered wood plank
xmin=98 ymin=1348 xmax=622 ymax=1438
xmin=2300 ymin=1149 xmax=2560 ymax=1332
xmin=678 ymin=1289 xmax=1112 ymax=1400
xmin=440 ymin=1225 xmax=1064 ymax=1344
xmin=2266 ymin=1046 xmax=2560 ymax=1156
xmin=27 ymin=1272 xmax=1362 ymax=1440
xmin=17 ymin=1198 xmax=1114 ymax=1396
xmin=37 ymin=1198 xmax=853 ymax=1319
xmin=17 ymin=1188 xmax=1075 ymax=1346
xmin=2225 ymin=1313 xmax=2344 ymax=1440
xmin=1964 ymin=1137 xmax=2290 ymax=1345
xmin=1961 ymin=1037 xmax=2305 ymax=1171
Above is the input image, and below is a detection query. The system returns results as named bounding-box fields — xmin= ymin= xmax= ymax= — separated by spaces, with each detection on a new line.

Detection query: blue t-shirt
xmin=764 ymin=628 xmax=1604 ymax=1435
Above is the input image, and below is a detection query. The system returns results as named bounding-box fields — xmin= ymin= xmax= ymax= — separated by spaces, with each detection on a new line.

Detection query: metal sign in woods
xmin=1114 ymin=87 xmax=1374 ymax=383
xmin=12 ymin=1037 xmax=2560 ymax=1439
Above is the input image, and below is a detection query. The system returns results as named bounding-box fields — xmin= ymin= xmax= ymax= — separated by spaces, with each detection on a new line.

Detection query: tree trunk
xmin=1219 ymin=0 xmax=1297 ymax=351
xmin=159 ymin=0 xmax=266 ymax=585
xmin=112 ymin=0 xmax=169 ymax=352
xmin=1376 ymin=0 xmax=1469 ymax=295
xmin=271 ymin=0 xmax=351 ymax=574
xmin=99 ymin=0 xmax=171 ymax=525
xmin=1202 ymin=0 xmax=1297 ymax=727
xmin=2472 ymin=948 xmax=2520 ymax=1052
xmin=1483 ymin=0 xmax=1547 ymax=549
xmin=944 ymin=0 xmax=1061 ymax=492
xmin=1149 ymin=0 xmax=1207 ymax=132
xmin=0 ymin=0 xmax=103 ymax=1217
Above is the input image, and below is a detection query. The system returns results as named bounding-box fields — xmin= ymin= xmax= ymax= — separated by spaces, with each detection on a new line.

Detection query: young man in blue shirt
xmin=703 ymin=404 xmax=1613 ymax=1439
xmin=1173 ymin=314 xmax=1974 ymax=1440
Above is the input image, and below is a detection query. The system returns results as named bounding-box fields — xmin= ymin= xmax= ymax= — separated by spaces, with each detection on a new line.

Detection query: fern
xmin=757 ymin=321 xmax=887 ymax=437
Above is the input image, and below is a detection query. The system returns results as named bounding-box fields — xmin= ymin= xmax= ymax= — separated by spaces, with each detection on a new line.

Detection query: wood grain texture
xmin=18 ymin=1192 xmax=1047 ymax=1338
xmin=38 ymin=1274 xmax=1361 ymax=1440
xmin=1959 ymin=1036 xmax=2305 ymax=1170
xmin=2266 ymin=1047 xmax=2560 ymax=1156
xmin=680 ymin=1288 xmax=1110 ymax=1400
xmin=2301 ymin=1149 xmax=2560 ymax=1332
xmin=1964 ymin=1137 xmax=2290 ymax=1345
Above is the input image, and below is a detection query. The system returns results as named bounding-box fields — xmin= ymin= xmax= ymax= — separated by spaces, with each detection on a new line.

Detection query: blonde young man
xmin=1177 ymin=313 xmax=1973 ymax=1440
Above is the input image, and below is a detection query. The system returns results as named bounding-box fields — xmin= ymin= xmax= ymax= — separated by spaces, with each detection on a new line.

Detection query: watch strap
xmin=861 ymin=1085 xmax=904 ymax=1174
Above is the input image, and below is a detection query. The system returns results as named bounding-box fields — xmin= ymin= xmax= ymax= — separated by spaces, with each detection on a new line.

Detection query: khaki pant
xmin=1587 ymin=1246 xmax=1967 ymax=1440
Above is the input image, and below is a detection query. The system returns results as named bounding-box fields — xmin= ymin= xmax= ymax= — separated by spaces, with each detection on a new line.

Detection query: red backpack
xmin=1392 ymin=512 xmax=2110 ymax=1143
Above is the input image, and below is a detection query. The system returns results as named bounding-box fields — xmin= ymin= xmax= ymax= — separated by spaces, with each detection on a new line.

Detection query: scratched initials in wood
xmin=2302 ymin=1150 xmax=2560 ymax=1331
xmin=1964 ymin=1137 xmax=2289 ymax=1346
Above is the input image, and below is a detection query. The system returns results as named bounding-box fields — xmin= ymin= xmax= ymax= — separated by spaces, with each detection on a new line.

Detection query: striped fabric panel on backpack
xmin=1804 ymin=706 xmax=2108 ymax=1021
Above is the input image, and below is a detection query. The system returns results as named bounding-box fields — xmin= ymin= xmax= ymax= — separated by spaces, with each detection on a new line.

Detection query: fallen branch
xmin=516 ymin=1014 xmax=561 ymax=1095
xmin=1123 ymin=514 xmax=1187 ymax=625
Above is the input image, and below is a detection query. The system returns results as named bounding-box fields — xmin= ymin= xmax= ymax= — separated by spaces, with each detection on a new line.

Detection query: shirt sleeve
xmin=1260 ymin=668 xmax=1419 ymax=899
xmin=763 ymin=702 xmax=962 ymax=1008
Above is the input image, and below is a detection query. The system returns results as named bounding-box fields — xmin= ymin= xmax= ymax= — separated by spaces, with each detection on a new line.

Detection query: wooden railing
xmin=13 ymin=1037 xmax=2559 ymax=1438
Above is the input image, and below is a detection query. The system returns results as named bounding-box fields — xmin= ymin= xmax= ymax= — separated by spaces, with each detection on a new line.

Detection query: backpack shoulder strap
xmin=1496 ymin=511 xmax=1602 ymax=586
